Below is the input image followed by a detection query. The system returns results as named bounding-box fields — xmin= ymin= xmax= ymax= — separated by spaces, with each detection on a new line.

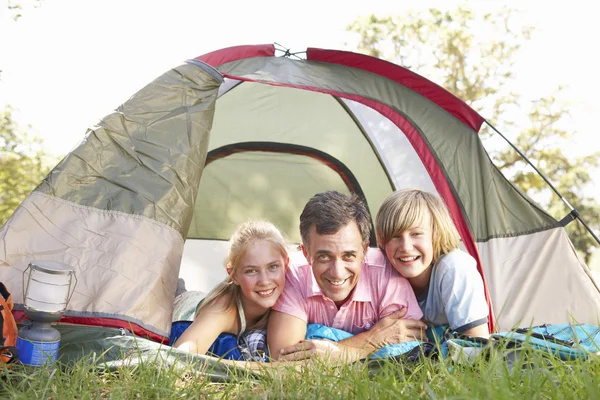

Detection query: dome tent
xmin=1 ymin=44 xmax=598 ymax=343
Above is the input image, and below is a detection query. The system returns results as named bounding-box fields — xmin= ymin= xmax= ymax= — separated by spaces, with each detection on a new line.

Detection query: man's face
xmin=302 ymin=221 xmax=367 ymax=307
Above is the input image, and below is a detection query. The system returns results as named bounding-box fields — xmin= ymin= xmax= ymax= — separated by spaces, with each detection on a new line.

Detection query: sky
xmin=1 ymin=0 xmax=599 ymax=200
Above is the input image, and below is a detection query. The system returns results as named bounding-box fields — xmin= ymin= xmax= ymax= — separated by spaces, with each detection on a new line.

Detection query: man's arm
xmin=267 ymin=310 xmax=307 ymax=360
xmin=334 ymin=307 xmax=427 ymax=357
xmin=338 ymin=305 xmax=425 ymax=358
xmin=278 ymin=308 xmax=427 ymax=362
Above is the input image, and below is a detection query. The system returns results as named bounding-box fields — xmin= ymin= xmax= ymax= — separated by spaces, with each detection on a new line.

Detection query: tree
xmin=6 ymin=0 xmax=43 ymax=21
xmin=1 ymin=0 xmax=51 ymax=226
xmin=0 ymin=106 xmax=51 ymax=226
xmin=347 ymin=7 xmax=600 ymax=263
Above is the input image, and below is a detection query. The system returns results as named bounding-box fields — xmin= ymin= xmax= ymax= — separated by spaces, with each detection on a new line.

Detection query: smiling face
xmin=302 ymin=221 xmax=367 ymax=307
xmin=384 ymin=210 xmax=434 ymax=287
xmin=230 ymin=240 xmax=287 ymax=314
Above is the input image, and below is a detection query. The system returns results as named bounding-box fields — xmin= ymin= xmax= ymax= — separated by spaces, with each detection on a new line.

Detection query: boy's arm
xmin=462 ymin=324 xmax=490 ymax=338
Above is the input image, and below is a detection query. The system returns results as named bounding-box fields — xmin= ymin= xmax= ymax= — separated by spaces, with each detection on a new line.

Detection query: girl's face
xmin=230 ymin=240 xmax=287 ymax=313
xmin=384 ymin=211 xmax=434 ymax=280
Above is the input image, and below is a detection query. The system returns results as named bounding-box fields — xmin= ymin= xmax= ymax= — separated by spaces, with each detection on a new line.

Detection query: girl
xmin=376 ymin=189 xmax=489 ymax=337
xmin=174 ymin=220 xmax=289 ymax=360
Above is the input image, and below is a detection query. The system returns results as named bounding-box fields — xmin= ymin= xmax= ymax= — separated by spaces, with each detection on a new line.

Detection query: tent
xmin=1 ymin=44 xmax=599 ymax=344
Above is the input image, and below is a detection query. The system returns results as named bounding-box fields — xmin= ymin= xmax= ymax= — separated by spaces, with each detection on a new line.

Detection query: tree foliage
xmin=0 ymin=106 xmax=51 ymax=226
xmin=6 ymin=0 xmax=43 ymax=21
xmin=1 ymin=0 xmax=50 ymax=226
xmin=347 ymin=7 xmax=600 ymax=263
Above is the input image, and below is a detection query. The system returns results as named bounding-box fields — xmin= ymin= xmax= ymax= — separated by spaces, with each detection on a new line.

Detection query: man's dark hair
xmin=300 ymin=190 xmax=371 ymax=247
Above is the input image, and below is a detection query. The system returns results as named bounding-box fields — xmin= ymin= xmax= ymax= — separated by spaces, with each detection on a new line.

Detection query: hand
xmin=366 ymin=308 xmax=428 ymax=348
xmin=278 ymin=339 xmax=342 ymax=361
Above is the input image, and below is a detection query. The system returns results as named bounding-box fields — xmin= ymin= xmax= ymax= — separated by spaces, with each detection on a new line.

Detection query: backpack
xmin=0 ymin=282 xmax=19 ymax=365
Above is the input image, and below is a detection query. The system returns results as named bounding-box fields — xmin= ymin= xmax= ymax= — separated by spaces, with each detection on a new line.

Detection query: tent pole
xmin=274 ymin=43 xmax=305 ymax=60
xmin=484 ymin=120 xmax=600 ymax=246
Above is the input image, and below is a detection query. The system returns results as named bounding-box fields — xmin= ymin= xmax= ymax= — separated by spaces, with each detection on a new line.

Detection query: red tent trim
xmin=13 ymin=310 xmax=168 ymax=343
xmin=195 ymin=44 xmax=484 ymax=133
xmin=195 ymin=44 xmax=275 ymax=67
xmin=306 ymin=48 xmax=485 ymax=133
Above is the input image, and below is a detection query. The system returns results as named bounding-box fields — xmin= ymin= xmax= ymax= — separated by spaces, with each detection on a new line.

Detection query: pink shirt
xmin=273 ymin=248 xmax=423 ymax=335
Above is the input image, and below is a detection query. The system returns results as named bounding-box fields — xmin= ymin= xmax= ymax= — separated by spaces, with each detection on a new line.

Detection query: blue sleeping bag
xmin=172 ymin=320 xmax=600 ymax=362
xmin=305 ymin=324 xmax=424 ymax=359
xmin=170 ymin=321 xmax=267 ymax=361
xmin=170 ymin=321 xmax=425 ymax=361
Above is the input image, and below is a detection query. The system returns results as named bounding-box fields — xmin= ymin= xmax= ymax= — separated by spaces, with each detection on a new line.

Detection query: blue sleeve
xmin=439 ymin=252 xmax=489 ymax=332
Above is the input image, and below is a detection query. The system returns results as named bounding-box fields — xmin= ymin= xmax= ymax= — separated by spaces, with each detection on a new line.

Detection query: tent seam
xmin=475 ymin=224 xmax=563 ymax=243
xmin=31 ymin=190 xmax=185 ymax=245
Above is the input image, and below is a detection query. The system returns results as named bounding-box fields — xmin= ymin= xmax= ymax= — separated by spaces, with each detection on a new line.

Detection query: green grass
xmin=2 ymin=344 xmax=600 ymax=399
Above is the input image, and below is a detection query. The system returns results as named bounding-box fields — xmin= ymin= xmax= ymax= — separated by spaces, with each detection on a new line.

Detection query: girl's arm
xmin=174 ymin=299 xmax=237 ymax=355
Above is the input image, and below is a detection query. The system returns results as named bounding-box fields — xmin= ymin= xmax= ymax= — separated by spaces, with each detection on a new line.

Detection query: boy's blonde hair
xmin=376 ymin=189 xmax=460 ymax=264
xmin=195 ymin=220 xmax=289 ymax=329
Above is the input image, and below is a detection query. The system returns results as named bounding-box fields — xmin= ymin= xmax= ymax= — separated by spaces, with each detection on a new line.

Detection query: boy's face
xmin=384 ymin=211 xmax=434 ymax=280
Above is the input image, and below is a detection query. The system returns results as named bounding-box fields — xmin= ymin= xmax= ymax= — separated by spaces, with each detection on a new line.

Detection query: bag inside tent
xmin=1 ymin=44 xmax=599 ymax=377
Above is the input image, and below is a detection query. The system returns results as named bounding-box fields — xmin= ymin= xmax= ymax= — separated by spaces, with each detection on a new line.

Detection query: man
xmin=267 ymin=191 xmax=426 ymax=361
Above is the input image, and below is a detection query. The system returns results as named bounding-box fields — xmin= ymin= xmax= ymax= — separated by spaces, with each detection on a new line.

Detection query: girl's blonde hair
xmin=195 ymin=220 xmax=289 ymax=329
xmin=376 ymin=189 xmax=460 ymax=264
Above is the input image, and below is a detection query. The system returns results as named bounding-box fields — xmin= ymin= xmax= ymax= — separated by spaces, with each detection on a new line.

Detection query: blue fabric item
xmin=170 ymin=320 xmax=193 ymax=345
xmin=306 ymin=323 xmax=423 ymax=359
xmin=443 ymin=323 xmax=600 ymax=362
xmin=174 ymin=321 xmax=600 ymax=362
xmin=170 ymin=321 xmax=267 ymax=361
xmin=208 ymin=333 xmax=243 ymax=360
xmin=491 ymin=323 xmax=600 ymax=360
xmin=172 ymin=321 xmax=449 ymax=361
xmin=305 ymin=324 xmax=354 ymax=342
xmin=369 ymin=342 xmax=422 ymax=359
xmin=427 ymin=325 xmax=450 ymax=344
xmin=170 ymin=321 xmax=242 ymax=360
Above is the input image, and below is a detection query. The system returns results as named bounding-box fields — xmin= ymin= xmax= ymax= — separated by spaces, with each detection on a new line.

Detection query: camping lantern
xmin=16 ymin=261 xmax=77 ymax=366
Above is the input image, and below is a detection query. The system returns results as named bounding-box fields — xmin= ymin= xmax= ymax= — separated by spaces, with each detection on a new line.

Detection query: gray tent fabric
xmin=36 ymin=61 xmax=222 ymax=236
xmin=0 ymin=60 xmax=223 ymax=340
